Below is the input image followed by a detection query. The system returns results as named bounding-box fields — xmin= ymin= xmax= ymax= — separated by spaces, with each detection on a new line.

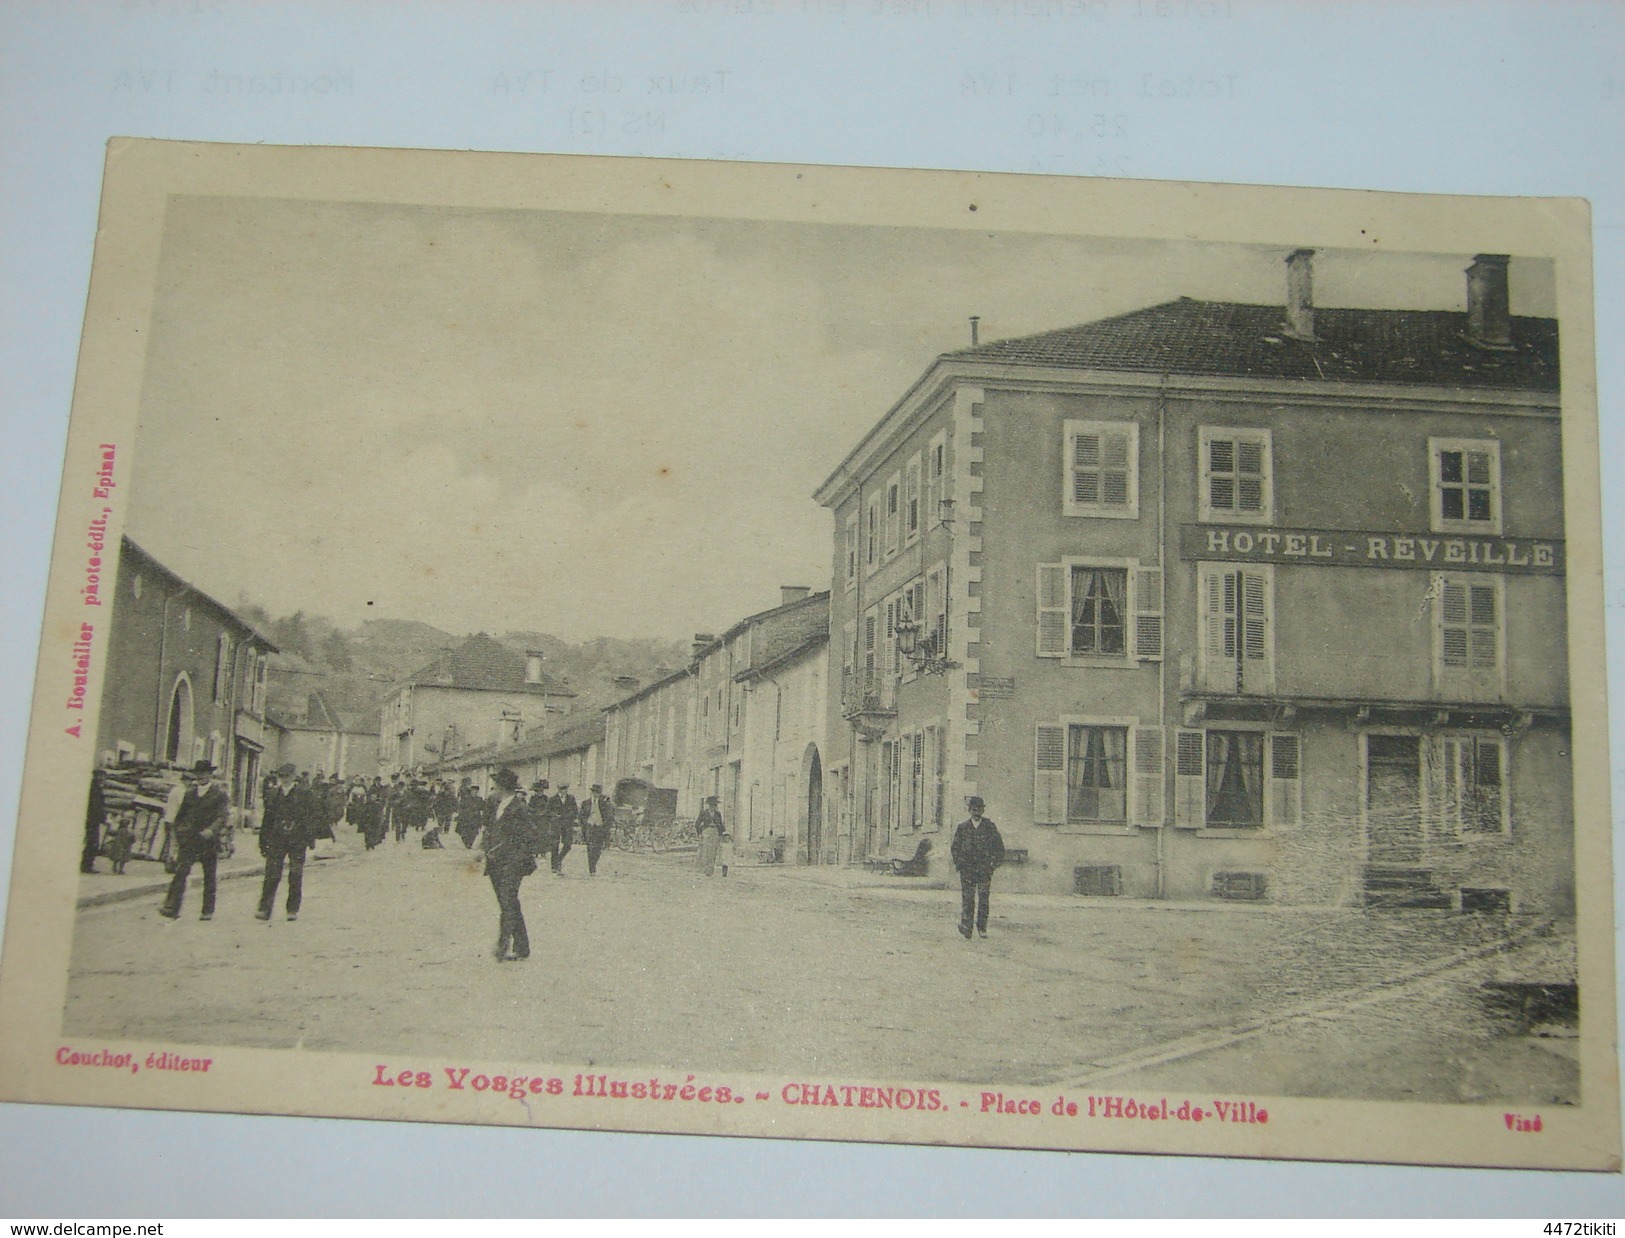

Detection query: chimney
xmin=1282 ymin=248 xmax=1316 ymax=341
xmin=524 ymin=649 xmax=545 ymax=684
xmin=969 ymin=316 xmax=980 ymax=346
xmin=780 ymin=585 xmax=812 ymax=608
xmin=1465 ymin=253 xmax=1514 ymax=350
xmin=692 ymin=633 xmax=716 ymax=660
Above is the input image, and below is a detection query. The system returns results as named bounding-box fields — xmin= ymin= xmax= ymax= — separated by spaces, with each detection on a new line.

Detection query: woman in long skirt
xmin=696 ymin=795 xmax=723 ymax=877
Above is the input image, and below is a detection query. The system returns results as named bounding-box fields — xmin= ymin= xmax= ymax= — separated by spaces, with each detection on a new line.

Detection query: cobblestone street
xmin=63 ymin=838 xmax=1577 ymax=1103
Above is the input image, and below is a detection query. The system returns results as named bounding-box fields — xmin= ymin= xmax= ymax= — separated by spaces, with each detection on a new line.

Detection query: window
xmin=1174 ymin=730 xmax=1299 ymax=829
xmin=249 ymin=654 xmax=269 ymax=714
xmin=1069 ymin=567 xmax=1127 ymax=655
xmin=904 ymin=454 xmax=922 ymax=544
xmin=1063 ymin=419 xmax=1138 ymax=518
xmin=213 ymin=634 xmax=233 ymax=704
xmin=1197 ymin=564 xmax=1272 ymax=693
xmin=1066 ymin=725 xmax=1128 ymax=824
xmin=892 ymin=579 xmax=928 ymax=674
xmin=1035 ymin=721 xmax=1162 ymax=826
xmin=844 ymin=513 xmax=858 ymax=588
xmin=1429 ymin=438 xmax=1501 ymax=534
xmin=865 ymin=495 xmax=880 ymax=569
xmin=1036 ymin=561 xmax=1162 ymax=661
xmin=1200 ymin=428 xmax=1272 ymax=522
xmin=927 ymin=430 xmax=948 ymax=530
xmin=885 ymin=473 xmax=902 ymax=557
xmin=925 ymin=564 xmax=948 ymax=660
xmin=924 ymin=723 xmax=944 ymax=830
xmin=1204 ymin=730 xmax=1264 ymax=827
xmin=1436 ymin=735 xmax=1507 ymax=834
xmin=1433 ymin=574 xmax=1503 ymax=696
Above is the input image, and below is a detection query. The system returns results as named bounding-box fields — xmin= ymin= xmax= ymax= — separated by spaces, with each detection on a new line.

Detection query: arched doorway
xmin=803 ymin=744 xmax=824 ymax=865
xmin=165 ymin=675 xmax=194 ymax=765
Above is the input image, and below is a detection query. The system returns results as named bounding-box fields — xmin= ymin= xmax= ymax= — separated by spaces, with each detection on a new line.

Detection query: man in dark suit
xmin=255 ymin=763 xmax=311 ymax=922
xmin=477 ymin=767 xmax=538 ymax=962
xmin=950 ymin=795 xmax=1006 ymax=940
xmin=454 ymin=778 xmax=485 ymax=850
xmin=551 ymin=782 xmax=578 ymax=874
xmin=580 ymin=784 xmax=615 ymax=876
xmin=81 ymin=767 xmax=107 ymax=874
xmin=158 ymin=760 xmax=230 ymax=921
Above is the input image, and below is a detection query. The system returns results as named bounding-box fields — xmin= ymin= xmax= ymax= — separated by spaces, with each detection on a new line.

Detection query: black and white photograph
xmin=0 ymin=139 xmax=1613 ymax=1172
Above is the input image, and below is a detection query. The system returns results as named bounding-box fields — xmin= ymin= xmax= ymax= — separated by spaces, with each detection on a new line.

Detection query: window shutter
xmin=1036 ymin=563 xmax=1068 ymax=657
xmin=1132 ymin=727 xmax=1164 ymax=825
xmin=1100 ymin=430 xmax=1131 ymax=508
xmin=1268 ymin=733 xmax=1300 ymax=827
xmin=1071 ymin=431 xmax=1102 ymax=506
xmin=1199 ymin=567 xmax=1235 ymax=692
xmin=911 ymin=731 xmax=925 ymax=828
xmin=905 ymin=460 xmax=921 ymax=539
xmin=1235 ymin=438 xmax=1266 ymax=513
xmin=1133 ymin=567 xmax=1163 ymax=660
xmin=1174 ymin=729 xmax=1205 ymax=827
xmin=1469 ymin=584 xmax=1498 ymax=668
xmin=1439 ymin=581 xmax=1469 ymax=667
xmin=1240 ymin=570 xmax=1270 ymax=689
xmin=1241 ymin=565 xmax=1267 ymax=666
xmin=890 ymin=597 xmax=903 ymax=675
xmin=1034 ymin=724 xmax=1066 ymax=824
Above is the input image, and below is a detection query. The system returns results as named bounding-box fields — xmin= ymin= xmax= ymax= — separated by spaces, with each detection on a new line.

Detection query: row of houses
xmin=589 ymin=249 xmax=1572 ymax=912
xmin=95 ymin=248 xmax=1573 ymax=913
xmin=91 ymin=537 xmax=378 ymax=824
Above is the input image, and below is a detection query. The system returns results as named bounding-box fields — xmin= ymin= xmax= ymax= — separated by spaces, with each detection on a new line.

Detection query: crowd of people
xmin=123 ymin=760 xmax=621 ymax=953
xmin=88 ymin=759 xmax=1005 ymax=951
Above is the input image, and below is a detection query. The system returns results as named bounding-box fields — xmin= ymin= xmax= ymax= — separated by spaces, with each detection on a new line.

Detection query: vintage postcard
xmin=0 ymin=139 xmax=1613 ymax=1170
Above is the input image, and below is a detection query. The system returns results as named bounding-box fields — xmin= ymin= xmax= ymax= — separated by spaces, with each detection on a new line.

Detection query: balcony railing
xmin=841 ymin=668 xmax=896 ymax=730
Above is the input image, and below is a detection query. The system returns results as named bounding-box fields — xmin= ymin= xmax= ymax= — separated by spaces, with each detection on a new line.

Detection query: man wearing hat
xmin=454 ymin=777 xmax=485 ymax=850
xmin=950 ymin=795 xmax=1006 ymax=939
xmin=255 ymin=763 xmax=312 ymax=922
xmin=579 ymin=783 xmax=615 ymax=876
xmin=475 ymin=767 xmax=537 ymax=962
xmin=551 ymin=782 xmax=578 ymax=874
xmin=158 ymin=759 xmax=230 ymax=921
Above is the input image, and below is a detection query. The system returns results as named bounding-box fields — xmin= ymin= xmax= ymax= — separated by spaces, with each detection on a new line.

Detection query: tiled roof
xmin=534 ymin=714 xmax=606 ymax=758
xmin=433 ymin=714 xmax=604 ymax=770
xmin=406 ymin=632 xmax=575 ymax=696
xmin=944 ymin=299 xmax=1559 ymax=392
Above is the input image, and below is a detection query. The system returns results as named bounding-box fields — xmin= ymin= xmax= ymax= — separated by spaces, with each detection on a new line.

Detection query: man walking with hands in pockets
xmin=951 ymin=795 xmax=1004 ymax=940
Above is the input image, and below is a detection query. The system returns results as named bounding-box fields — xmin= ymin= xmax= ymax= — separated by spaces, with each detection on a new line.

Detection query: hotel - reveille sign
xmin=1179 ymin=524 xmax=1565 ymax=575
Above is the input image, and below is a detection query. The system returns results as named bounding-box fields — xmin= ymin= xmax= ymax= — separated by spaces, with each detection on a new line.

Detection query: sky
xmin=124 ymin=193 xmax=1557 ymax=643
